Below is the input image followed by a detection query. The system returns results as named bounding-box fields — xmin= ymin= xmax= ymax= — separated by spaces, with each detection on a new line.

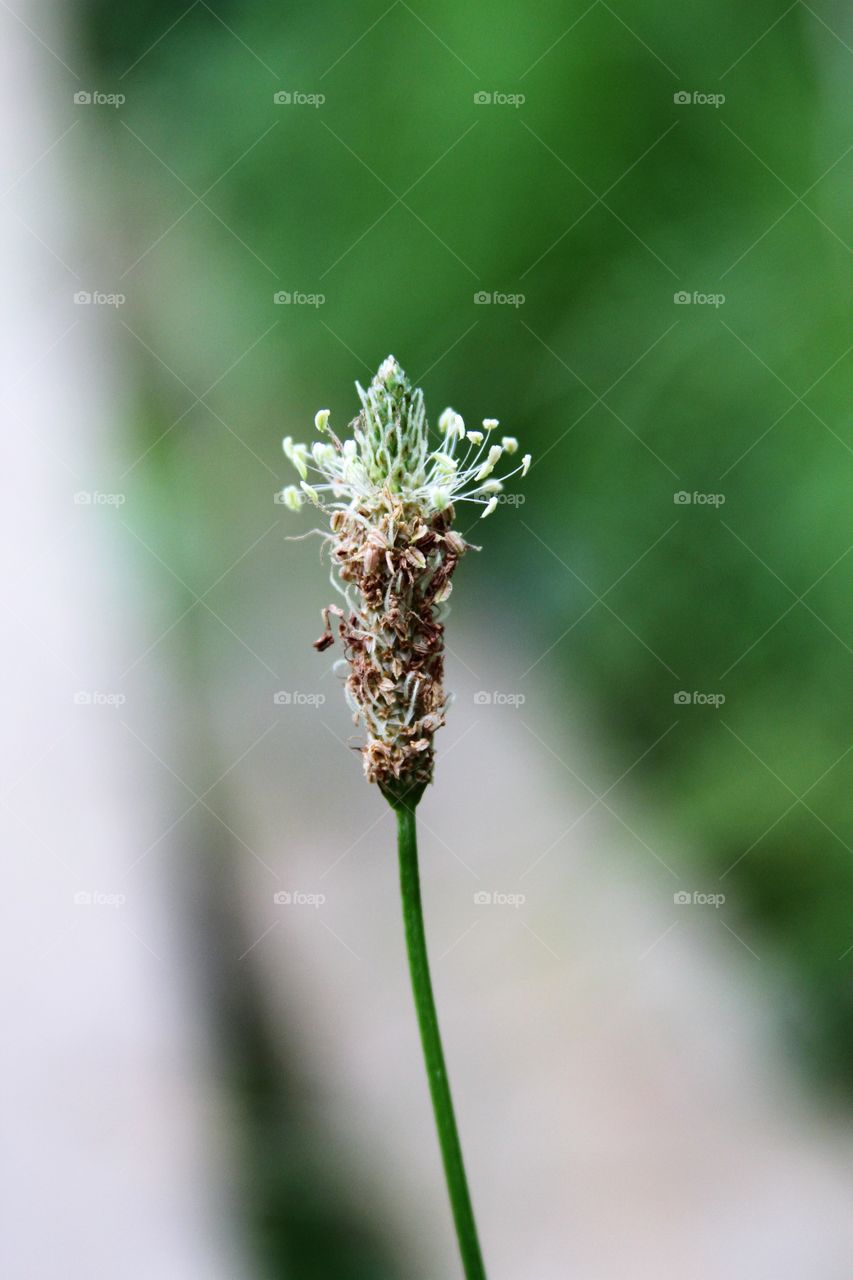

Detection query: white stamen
xmin=475 ymin=445 xmax=503 ymax=482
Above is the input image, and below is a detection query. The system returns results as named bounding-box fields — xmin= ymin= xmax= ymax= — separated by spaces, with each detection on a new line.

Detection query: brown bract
xmin=314 ymin=498 xmax=470 ymax=792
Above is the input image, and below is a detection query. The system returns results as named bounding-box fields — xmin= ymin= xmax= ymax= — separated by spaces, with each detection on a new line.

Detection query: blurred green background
xmin=72 ymin=0 xmax=852 ymax=1273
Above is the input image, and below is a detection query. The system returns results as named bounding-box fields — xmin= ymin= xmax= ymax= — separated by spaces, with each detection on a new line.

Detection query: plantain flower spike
xmin=282 ymin=356 xmax=530 ymax=801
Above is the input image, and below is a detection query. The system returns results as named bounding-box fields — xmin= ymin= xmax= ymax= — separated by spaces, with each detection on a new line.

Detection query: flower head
xmin=283 ymin=356 xmax=530 ymax=800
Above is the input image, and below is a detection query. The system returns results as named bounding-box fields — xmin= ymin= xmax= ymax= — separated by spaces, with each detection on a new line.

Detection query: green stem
xmin=393 ymin=800 xmax=487 ymax=1280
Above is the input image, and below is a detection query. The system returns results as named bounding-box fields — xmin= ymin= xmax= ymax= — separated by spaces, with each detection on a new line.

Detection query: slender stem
xmin=394 ymin=800 xmax=487 ymax=1280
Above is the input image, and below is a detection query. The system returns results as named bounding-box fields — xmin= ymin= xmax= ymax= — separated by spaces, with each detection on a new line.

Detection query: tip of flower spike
xmin=374 ymin=355 xmax=410 ymax=395
xmin=286 ymin=360 xmax=529 ymax=525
